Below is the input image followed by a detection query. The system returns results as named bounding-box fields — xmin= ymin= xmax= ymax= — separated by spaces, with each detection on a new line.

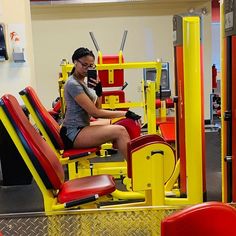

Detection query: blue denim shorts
xmin=60 ymin=126 xmax=83 ymax=149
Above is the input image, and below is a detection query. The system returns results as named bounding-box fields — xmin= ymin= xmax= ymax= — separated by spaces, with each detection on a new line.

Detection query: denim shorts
xmin=60 ymin=126 xmax=83 ymax=149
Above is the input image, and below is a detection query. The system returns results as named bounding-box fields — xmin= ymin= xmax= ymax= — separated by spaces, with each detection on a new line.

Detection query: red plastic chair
xmin=161 ymin=202 xmax=236 ymax=236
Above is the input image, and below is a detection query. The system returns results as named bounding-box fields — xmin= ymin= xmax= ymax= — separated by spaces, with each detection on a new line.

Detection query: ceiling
xmin=30 ymin=0 xmax=211 ymax=5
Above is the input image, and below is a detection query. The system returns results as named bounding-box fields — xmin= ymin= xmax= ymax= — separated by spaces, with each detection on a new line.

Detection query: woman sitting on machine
xmin=60 ymin=47 xmax=141 ymax=160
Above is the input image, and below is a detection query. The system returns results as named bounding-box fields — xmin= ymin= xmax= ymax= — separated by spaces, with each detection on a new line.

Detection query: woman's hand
xmin=125 ymin=110 xmax=141 ymax=121
xmin=88 ymin=78 xmax=103 ymax=97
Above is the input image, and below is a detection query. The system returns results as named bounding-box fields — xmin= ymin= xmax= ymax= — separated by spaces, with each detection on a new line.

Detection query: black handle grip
xmin=65 ymin=194 xmax=99 ymax=208
xmin=151 ymin=150 xmax=164 ymax=156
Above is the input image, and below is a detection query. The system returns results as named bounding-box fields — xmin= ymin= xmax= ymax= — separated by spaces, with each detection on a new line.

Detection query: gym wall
xmin=31 ymin=1 xmax=212 ymax=119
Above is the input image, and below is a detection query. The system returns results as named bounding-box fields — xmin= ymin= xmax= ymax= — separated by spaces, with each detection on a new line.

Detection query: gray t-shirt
xmin=62 ymin=75 xmax=97 ymax=128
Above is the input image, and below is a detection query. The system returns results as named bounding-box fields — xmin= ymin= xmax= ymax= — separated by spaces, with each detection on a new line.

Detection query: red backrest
xmin=161 ymin=202 xmax=236 ymax=236
xmin=98 ymin=55 xmax=124 ymax=88
xmin=0 ymin=94 xmax=65 ymax=190
xmin=19 ymin=86 xmax=64 ymax=150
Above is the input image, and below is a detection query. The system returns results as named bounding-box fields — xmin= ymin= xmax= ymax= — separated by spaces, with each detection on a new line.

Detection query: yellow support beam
xmin=182 ymin=16 xmax=203 ymax=204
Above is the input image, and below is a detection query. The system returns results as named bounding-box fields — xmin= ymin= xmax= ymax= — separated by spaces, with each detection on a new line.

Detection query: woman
xmin=60 ymin=47 xmax=141 ymax=160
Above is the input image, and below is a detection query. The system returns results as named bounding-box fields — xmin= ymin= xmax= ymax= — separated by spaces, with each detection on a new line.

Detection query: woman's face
xmin=74 ymin=55 xmax=95 ymax=78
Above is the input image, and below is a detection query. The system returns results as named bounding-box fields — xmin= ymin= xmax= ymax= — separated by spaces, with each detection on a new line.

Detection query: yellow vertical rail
xmin=151 ymin=151 xmax=165 ymax=205
xmin=183 ymin=16 xmax=203 ymax=203
xmin=118 ymin=50 xmax=123 ymax=64
xmin=98 ymin=51 xmax=103 ymax=64
xmin=146 ymin=81 xmax=156 ymax=134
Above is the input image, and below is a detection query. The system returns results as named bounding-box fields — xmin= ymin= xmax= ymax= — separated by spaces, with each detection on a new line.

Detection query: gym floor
xmin=0 ymin=128 xmax=221 ymax=214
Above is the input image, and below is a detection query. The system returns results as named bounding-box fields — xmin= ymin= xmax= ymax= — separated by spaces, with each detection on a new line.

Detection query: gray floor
xmin=205 ymin=130 xmax=222 ymax=201
xmin=0 ymin=130 xmax=222 ymax=214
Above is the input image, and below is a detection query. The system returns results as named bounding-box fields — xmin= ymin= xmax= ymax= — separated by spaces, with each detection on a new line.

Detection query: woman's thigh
xmin=73 ymin=124 xmax=126 ymax=149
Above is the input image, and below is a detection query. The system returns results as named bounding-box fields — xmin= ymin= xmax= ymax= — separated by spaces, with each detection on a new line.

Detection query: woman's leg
xmin=73 ymin=124 xmax=130 ymax=160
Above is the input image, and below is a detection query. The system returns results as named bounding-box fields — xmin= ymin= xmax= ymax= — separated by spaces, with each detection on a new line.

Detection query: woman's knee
xmin=112 ymin=125 xmax=130 ymax=139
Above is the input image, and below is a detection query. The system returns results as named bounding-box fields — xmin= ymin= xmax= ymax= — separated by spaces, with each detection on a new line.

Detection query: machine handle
xmin=65 ymin=194 xmax=99 ymax=208
xmin=151 ymin=150 xmax=164 ymax=156
xmin=120 ymin=30 xmax=128 ymax=51
xmin=89 ymin=32 xmax=100 ymax=52
xmin=122 ymin=82 xmax=128 ymax=90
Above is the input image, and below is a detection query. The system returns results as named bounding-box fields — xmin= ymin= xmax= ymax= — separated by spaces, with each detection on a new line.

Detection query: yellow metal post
xmin=146 ymin=81 xmax=157 ymax=134
xmin=151 ymin=151 xmax=165 ymax=205
xmin=182 ymin=16 xmax=203 ymax=203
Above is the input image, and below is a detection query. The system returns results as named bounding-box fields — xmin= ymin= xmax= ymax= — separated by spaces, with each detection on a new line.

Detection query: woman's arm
xmin=95 ymin=95 xmax=102 ymax=109
xmin=75 ymin=93 xmax=126 ymax=119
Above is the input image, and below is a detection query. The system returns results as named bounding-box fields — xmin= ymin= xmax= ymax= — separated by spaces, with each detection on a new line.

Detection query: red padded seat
xmin=156 ymin=116 xmax=175 ymax=126
xmin=58 ymin=175 xmax=115 ymax=203
xmin=161 ymin=202 xmax=236 ymax=236
xmin=1 ymin=94 xmax=116 ymax=204
xmin=159 ymin=123 xmax=175 ymax=143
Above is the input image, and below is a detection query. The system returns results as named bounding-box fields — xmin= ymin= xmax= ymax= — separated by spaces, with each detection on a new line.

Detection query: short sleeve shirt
xmin=62 ymin=75 xmax=97 ymax=128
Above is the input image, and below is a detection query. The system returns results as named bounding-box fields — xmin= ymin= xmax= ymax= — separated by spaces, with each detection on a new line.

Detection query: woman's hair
xmin=70 ymin=47 xmax=95 ymax=75
xmin=72 ymin=47 xmax=95 ymax=63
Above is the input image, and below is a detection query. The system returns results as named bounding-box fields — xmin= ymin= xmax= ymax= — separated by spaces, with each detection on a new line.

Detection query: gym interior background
xmin=0 ymin=0 xmax=223 ymax=235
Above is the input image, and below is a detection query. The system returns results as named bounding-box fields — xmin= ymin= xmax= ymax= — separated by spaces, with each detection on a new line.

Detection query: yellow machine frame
xmin=0 ymin=100 xmax=179 ymax=212
xmin=55 ymin=56 xmax=162 ymax=182
xmin=59 ymin=59 xmax=161 ymax=113
xmin=168 ymin=15 xmax=203 ymax=205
